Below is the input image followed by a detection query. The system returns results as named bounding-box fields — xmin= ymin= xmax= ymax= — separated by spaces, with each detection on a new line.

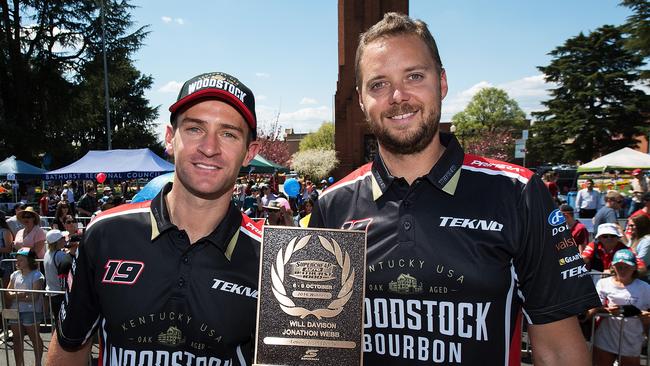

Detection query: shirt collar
xmin=150 ymin=182 xmax=242 ymax=254
xmin=371 ymin=132 xmax=465 ymax=200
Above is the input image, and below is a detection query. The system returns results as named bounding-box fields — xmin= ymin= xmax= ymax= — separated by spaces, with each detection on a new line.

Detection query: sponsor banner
xmin=44 ymin=171 xmax=170 ymax=181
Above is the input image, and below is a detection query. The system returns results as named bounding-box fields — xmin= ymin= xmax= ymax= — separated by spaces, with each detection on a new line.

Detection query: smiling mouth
xmin=194 ymin=163 xmax=220 ymax=170
xmin=389 ymin=112 xmax=417 ymax=120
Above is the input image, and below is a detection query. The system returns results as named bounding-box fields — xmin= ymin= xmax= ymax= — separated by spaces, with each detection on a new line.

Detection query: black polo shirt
xmin=310 ymin=133 xmax=600 ymax=365
xmin=57 ymin=182 xmax=263 ymax=366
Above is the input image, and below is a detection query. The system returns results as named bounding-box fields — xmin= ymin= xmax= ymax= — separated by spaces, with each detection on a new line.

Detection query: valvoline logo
xmin=547 ymin=209 xmax=566 ymax=226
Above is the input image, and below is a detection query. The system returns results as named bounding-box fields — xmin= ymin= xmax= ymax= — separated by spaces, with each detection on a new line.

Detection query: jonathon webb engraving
xmin=255 ymin=227 xmax=366 ymax=366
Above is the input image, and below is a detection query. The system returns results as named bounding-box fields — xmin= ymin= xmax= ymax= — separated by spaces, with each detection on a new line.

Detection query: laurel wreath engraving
xmin=271 ymin=235 xmax=355 ymax=319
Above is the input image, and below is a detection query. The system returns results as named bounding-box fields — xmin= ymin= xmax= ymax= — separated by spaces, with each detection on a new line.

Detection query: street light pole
xmin=100 ymin=0 xmax=112 ymax=150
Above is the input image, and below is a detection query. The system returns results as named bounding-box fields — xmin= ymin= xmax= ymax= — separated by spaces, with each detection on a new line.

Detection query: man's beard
xmin=366 ymin=102 xmax=441 ymax=155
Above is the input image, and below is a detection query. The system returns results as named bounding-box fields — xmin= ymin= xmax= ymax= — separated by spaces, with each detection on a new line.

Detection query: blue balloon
xmin=283 ymin=178 xmax=301 ymax=197
xmin=328 ymin=176 xmax=334 ymax=184
xmin=131 ymin=172 xmax=174 ymax=203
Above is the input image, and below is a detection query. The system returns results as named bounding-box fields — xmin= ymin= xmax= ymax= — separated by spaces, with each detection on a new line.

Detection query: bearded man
xmin=309 ymin=12 xmax=599 ymax=365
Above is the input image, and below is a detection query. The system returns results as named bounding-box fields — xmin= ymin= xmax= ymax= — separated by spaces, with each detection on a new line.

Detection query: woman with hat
xmin=587 ymin=249 xmax=650 ymax=365
xmin=582 ymin=223 xmax=645 ymax=273
xmin=13 ymin=206 xmax=46 ymax=259
xmin=7 ymin=247 xmax=44 ymax=366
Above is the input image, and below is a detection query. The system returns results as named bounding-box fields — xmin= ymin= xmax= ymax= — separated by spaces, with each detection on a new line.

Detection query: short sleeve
xmin=513 ymin=175 xmax=600 ymax=324
xmin=55 ymin=230 xmax=101 ymax=350
xmin=582 ymin=242 xmax=596 ymax=259
xmin=595 ymin=278 xmax=607 ymax=305
xmin=35 ymin=228 xmax=46 ymax=242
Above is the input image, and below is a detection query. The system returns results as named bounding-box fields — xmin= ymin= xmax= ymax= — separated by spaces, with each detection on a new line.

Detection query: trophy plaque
xmin=254 ymin=226 xmax=366 ymax=366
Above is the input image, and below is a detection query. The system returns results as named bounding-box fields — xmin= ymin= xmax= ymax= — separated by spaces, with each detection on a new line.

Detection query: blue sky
xmin=130 ymin=1 xmax=634 ymax=141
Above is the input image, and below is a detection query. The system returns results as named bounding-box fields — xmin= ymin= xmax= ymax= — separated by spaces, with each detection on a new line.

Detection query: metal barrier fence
xmin=0 ymin=286 xmax=64 ymax=366
xmin=40 ymin=216 xmax=92 ymax=231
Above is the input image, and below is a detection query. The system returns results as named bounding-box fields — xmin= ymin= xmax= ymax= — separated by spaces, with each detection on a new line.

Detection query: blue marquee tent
xmin=44 ymin=148 xmax=174 ymax=181
xmin=0 ymin=156 xmax=47 ymax=179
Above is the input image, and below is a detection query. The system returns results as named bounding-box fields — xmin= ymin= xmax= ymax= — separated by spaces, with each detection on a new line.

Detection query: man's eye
xmin=408 ymin=73 xmax=424 ymax=81
xmin=223 ymin=131 xmax=238 ymax=139
xmin=369 ymin=81 xmax=386 ymax=90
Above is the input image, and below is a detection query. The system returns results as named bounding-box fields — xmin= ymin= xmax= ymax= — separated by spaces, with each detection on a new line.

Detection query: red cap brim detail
xmin=169 ymin=89 xmax=256 ymax=132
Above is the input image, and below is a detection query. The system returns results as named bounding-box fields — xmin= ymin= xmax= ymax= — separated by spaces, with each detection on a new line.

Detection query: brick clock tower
xmin=334 ymin=0 xmax=408 ymax=178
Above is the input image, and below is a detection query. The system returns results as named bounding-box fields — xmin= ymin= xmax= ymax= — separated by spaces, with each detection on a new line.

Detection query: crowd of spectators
xmin=232 ymin=176 xmax=326 ymax=227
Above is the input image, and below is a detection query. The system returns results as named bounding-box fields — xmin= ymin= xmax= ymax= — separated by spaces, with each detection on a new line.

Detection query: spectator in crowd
xmin=47 ymin=188 xmax=59 ymax=216
xmin=587 ymin=249 xmax=650 ymax=366
xmin=96 ymin=186 xmax=113 ymax=207
xmin=560 ymin=204 xmax=590 ymax=253
xmin=51 ymin=201 xmax=71 ymax=230
xmin=593 ymin=190 xmax=624 ymax=234
xmin=60 ymin=183 xmax=75 ymax=214
xmin=75 ymin=185 xmax=97 ymax=218
xmin=242 ymin=185 xmax=259 ymax=217
xmin=43 ymin=230 xmax=72 ymax=328
xmin=576 ymin=179 xmax=601 ymax=218
xmin=13 ymin=207 xmax=46 ymax=259
xmin=630 ymin=192 xmax=650 ymax=220
xmin=62 ymin=215 xmax=82 ymax=257
xmin=630 ymin=169 xmax=649 ymax=214
xmin=543 ymin=170 xmax=559 ymax=204
xmin=264 ymin=198 xmax=294 ymax=226
xmin=7 ymin=248 xmax=44 ymax=366
xmin=582 ymin=223 xmax=644 ymax=273
xmin=260 ymin=184 xmax=277 ymax=208
xmin=6 ymin=203 xmax=26 ymax=236
xmin=625 ymin=214 xmax=650 ymax=282
xmin=0 ymin=210 xmax=14 ymax=286
xmin=38 ymin=190 xmax=50 ymax=216
xmin=298 ymin=198 xmax=314 ymax=228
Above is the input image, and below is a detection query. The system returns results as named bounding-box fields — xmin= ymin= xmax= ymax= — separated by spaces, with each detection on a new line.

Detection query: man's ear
xmin=243 ymin=140 xmax=261 ymax=167
xmin=357 ymin=86 xmax=365 ymax=113
xmin=164 ymin=125 xmax=175 ymax=157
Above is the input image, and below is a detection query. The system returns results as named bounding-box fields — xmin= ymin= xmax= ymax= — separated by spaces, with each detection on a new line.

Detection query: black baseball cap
xmin=169 ymin=72 xmax=257 ymax=139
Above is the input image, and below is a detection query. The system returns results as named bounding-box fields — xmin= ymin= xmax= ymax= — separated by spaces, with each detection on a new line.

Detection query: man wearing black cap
xmin=48 ymin=72 xmax=263 ymax=366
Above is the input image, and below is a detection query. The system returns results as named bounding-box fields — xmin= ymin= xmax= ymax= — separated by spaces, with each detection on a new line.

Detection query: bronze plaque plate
xmin=254 ymin=226 xmax=366 ymax=366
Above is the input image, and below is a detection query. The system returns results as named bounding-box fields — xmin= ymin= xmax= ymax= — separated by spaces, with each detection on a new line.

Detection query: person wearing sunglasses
xmin=593 ymin=190 xmax=624 ymax=234
xmin=582 ymin=223 xmax=645 ymax=273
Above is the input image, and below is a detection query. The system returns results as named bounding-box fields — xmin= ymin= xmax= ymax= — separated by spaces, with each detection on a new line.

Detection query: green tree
xmin=451 ymin=87 xmax=526 ymax=135
xmin=291 ymin=149 xmax=339 ymax=179
xmin=0 ymin=0 xmax=160 ymax=166
xmin=620 ymin=0 xmax=650 ymax=79
xmin=299 ymin=122 xmax=334 ymax=151
xmin=528 ymin=25 xmax=649 ymax=165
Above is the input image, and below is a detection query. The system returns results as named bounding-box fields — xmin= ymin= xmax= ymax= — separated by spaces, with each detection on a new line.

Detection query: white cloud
xmin=162 ymin=16 xmax=184 ymax=25
xmin=255 ymin=105 xmax=331 ymax=133
xmin=300 ymin=97 xmax=318 ymax=105
xmin=158 ymin=81 xmax=183 ymax=94
xmin=280 ymin=106 xmax=330 ymax=122
xmin=441 ymin=74 xmax=556 ymax=121
xmin=255 ymin=72 xmax=271 ymax=78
